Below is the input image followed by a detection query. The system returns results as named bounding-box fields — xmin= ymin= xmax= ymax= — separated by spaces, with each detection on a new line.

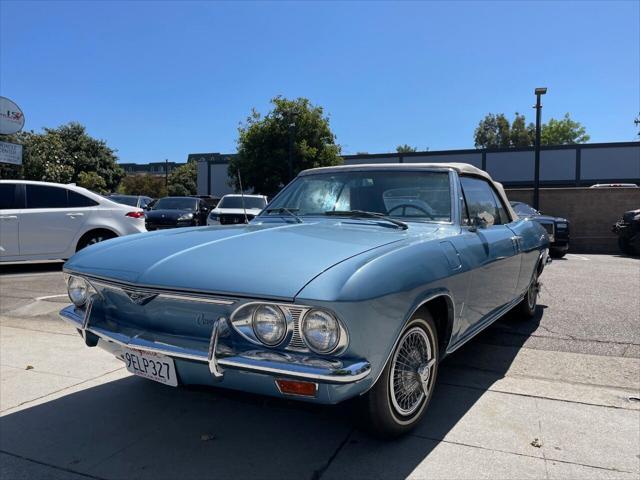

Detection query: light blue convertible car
xmin=60 ymin=163 xmax=549 ymax=437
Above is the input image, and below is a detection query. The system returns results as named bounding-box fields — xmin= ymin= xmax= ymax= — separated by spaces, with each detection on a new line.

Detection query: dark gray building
xmin=194 ymin=142 xmax=640 ymax=197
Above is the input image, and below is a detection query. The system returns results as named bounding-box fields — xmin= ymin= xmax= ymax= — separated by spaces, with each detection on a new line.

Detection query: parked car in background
xmin=510 ymin=201 xmax=569 ymax=258
xmin=189 ymin=195 xmax=220 ymax=210
xmin=107 ymin=194 xmax=154 ymax=210
xmin=145 ymin=196 xmax=210 ymax=230
xmin=612 ymin=208 xmax=640 ymax=256
xmin=207 ymin=194 xmax=268 ymax=225
xmin=589 ymin=183 xmax=638 ymax=188
xmin=0 ymin=180 xmax=145 ymax=262
xmin=60 ymin=163 xmax=549 ymax=437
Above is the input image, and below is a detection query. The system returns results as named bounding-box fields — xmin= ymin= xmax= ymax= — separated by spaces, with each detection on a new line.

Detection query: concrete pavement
xmin=0 ymin=255 xmax=639 ymax=479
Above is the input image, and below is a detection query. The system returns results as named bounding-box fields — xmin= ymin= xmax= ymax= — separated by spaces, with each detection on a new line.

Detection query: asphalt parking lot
xmin=0 ymin=255 xmax=639 ymax=480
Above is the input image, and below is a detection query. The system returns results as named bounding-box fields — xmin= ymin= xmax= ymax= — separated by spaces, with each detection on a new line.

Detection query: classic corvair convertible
xmin=60 ymin=163 xmax=549 ymax=437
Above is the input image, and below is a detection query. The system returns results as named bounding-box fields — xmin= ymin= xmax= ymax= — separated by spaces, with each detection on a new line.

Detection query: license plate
xmin=123 ymin=348 xmax=178 ymax=387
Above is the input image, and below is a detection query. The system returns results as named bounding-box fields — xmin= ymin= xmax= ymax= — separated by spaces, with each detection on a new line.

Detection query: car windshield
xmin=511 ymin=202 xmax=539 ymax=216
xmin=265 ymin=170 xmax=451 ymax=222
xmin=218 ymin=196 xmax=266 ymax=209
xmin=108 ymin=195 xmax=138 ymax=207
xmin=153 ymin=197 xmax=198 ymax=210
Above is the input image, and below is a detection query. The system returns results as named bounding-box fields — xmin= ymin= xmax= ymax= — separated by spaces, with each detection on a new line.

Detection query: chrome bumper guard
xmin=59 ymin=305 xmax=371 ymax=384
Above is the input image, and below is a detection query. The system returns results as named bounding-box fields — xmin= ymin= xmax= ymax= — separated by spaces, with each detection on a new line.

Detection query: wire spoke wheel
xmin=527 ymin=273 xmax=539 ymax=310
xmin=389 ymin=325 xmax=435 ymax=416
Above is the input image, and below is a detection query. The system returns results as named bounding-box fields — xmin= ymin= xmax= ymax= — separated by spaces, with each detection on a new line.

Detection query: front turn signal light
xmin=275 ymin=379 xmax=318 ymax=397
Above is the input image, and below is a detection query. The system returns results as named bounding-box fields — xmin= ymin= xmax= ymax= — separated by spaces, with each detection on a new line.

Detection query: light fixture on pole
xmin=533 ymin=87 xmax=547 ymax=210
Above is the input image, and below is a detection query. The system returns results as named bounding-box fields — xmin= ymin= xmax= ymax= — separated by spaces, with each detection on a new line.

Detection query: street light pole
xmin=533 ymin=87 xmax=547 ymax=210
xmin=165 ymin=159 xmax=169 ymax=189
xmin=288 ymin=121 xmax=295 ymax=182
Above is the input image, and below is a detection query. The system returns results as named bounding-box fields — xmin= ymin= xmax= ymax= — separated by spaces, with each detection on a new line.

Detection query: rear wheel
xmin=517 ymin=269 xmax=539 ymax=318
xmin=76 ymin=230 xmax=116 ymax=252
xmin=358 ymin=314 xmax=439 ymax=438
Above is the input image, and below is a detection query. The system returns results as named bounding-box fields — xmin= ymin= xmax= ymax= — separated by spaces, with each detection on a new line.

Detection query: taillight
xmin=126 ymin=211 xmax=145 ymax=218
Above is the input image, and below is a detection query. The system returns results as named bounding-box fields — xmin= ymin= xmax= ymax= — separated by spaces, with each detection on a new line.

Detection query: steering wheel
xmin=387 ymin=204 xmax=434 ymax=219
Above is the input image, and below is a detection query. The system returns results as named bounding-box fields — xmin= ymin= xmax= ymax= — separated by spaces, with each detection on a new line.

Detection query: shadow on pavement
xmin=0 ymin=307 xmax=544 ymax=480
xmin=0 ymin=261 xmax=64 ymax=275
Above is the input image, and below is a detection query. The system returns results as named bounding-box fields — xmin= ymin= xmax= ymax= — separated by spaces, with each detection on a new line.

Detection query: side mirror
xmin=201 ymin=206 xmax=209 ymax=213
xmin=469 ymin=216 xmax=488 ymax=232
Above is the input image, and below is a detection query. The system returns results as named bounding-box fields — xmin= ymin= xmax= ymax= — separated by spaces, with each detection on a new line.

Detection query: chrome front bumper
xmin=59 ymin=305 xmax=371 ymax=384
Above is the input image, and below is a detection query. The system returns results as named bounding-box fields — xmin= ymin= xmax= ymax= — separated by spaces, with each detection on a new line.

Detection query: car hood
xmin=65 ymin=220 xmax=439 ymax=300
xmin=146 ymin=209 xmax=193 ymax=220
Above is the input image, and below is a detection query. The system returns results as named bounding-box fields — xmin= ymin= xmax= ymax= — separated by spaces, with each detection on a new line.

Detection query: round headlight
xmin=67 ymin=276 xmax=89 ymax=307
xmin=252 ymin=305 xmax=286 ymax=346
xmin=301 ymin=310 xmax=340 ymax=353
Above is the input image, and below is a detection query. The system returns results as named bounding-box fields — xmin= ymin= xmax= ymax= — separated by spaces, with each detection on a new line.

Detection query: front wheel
xmin=358 ymin=314 xmax=439 ymax=438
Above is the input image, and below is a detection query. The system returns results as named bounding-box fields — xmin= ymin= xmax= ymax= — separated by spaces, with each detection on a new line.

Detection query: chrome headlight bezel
xmin=300 ymin=309 xmax=345 ymax=354
xmin=251 ymin=304 xmax=287 ymax=346
xmin=66 ymin=275 xmax=95 ymax=307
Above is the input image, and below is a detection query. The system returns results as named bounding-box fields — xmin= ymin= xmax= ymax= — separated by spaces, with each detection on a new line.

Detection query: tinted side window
xmin=68 ymin=190 xmax=99 ymax=207
xmin=460 ymin=177 xmax=505 ymax=227
xmin=25 ymin=185 xmax=68 ymax=209
xmin=0 ymin=183 xmax=19 ymax=209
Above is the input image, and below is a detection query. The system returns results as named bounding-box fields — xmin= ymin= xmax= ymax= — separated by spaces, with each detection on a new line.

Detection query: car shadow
xmin=0 ymin=306 xmax=544 ymax=480
xmin=0 ymin=261 xmax=64 ymax=275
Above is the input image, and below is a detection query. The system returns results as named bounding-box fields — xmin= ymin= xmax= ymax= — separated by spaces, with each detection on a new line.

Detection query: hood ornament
xmin=124 ymin=290 xmax=157 ymax=306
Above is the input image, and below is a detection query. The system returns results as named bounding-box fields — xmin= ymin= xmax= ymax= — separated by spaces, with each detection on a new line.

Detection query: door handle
xmin=0 ymin=215 xmax=18 ymax=220
xmin=66 ymin=212 xmax=84 ymax=217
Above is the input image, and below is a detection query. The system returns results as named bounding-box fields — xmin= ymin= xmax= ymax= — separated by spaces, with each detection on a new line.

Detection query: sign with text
xmin=0 ymin=97 xmax=25 ymax=135
xmin=0 ymin=141 xmax=23 ymax=165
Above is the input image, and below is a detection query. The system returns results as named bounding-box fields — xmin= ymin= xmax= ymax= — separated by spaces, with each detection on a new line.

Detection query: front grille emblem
xmin=124 ymin=290 xmax=157 ymax=306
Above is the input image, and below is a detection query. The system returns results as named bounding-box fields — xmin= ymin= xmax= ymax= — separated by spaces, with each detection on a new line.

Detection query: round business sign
xmin=0 ymin=96 xmax=25 ymax=135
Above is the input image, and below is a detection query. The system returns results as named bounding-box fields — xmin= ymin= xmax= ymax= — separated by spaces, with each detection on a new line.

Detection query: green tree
xmin=167 ymin=159 xmax=197 ymax=196
xmin=77 ymin=171 xmax=107 ymax=193
xmin=118 ymin=174 xmax=167 ymax=198
xmin=229 ymin=96 xmax=342 ymax=197
xmin=541 ymin=113 xmax=590 ymax=145
xmin=474 ymin=113 xmax=513 ymax=148
xmin=0 ymin=122 xmax=124 ymax=190
xmin=474 ymin=112 xmax=589 ymax=148
xmin=396 ymin=144 xmax=417 ymax=153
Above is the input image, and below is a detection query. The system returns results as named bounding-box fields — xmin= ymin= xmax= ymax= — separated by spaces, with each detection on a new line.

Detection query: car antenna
xmin=237 ymin=169 xmax=249 ymax=224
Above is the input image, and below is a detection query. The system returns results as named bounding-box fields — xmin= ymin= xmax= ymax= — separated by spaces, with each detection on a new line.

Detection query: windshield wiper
xmin=265 ymin=207 xmax=303 ymax=223
xmin=324 ymin=210 xmax=408 ymax=230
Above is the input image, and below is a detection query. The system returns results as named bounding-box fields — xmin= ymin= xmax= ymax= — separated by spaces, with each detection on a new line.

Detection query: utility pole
xmin=533 ymin=87 xmax=547 ymax=210
xmin=165 ymin=159 xmax=169 ymax=189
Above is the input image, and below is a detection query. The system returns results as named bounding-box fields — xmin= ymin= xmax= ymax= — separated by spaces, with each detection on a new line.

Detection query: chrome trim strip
xmin=86 ymin=278 xmax=236 ymax=306
xmin=59 ymin=305 xmax=370 ymax=384
xmin=64 ymin=272 xmax=238 ymax=305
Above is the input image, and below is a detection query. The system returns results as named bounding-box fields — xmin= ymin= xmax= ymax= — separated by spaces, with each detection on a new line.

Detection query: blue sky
xmin=1 ymin=1 xmax=638 ymax=164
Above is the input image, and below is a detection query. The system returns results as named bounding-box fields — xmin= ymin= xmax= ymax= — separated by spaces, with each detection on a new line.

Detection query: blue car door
xmin=457 ymin=176 xmax=521 ymax=337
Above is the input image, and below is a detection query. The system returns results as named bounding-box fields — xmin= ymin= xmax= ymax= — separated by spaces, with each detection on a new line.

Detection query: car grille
xmin=219 ymin=214 xmax=255 ymax=225
xmin=285 ymin=306 xmax=308 ymax=351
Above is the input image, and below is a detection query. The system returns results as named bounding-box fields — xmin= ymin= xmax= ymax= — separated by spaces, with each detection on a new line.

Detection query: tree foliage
xmin=540 ymin=113 xmax=590 ymax=145
xmin=167 ymin=159 xmax=197 ymax=196
xmin=396 ymin=144 xmax=417 ymax=153
xmin=229 ymin=96 xmax=342 ymax=197
xmin=77 ymin=171 xmax=107 ymax=194
xmin=118 ymin=174 xmax=167 ymax=198
xmin=0 ymin=122 xmax=124 ymax=191
xmin=474 ymin=112 xmax=589 ymax=148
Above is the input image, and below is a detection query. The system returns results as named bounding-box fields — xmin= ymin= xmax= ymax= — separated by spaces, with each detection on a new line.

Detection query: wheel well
xmin=413 ymin=295 xmax=454 ymax=358
xmin=76 ymin=228 xmax=118 ymax=252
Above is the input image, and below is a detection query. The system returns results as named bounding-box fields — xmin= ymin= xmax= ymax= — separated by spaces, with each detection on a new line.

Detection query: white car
xmin=206 ymin=194 xmax=268 ymax=225
xmin=0 ymin=180 xmax=146 ymax=262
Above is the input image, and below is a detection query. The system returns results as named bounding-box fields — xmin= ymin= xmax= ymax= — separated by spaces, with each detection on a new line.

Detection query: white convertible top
xmin=300 ymin=162 xmax=517 ymax=221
